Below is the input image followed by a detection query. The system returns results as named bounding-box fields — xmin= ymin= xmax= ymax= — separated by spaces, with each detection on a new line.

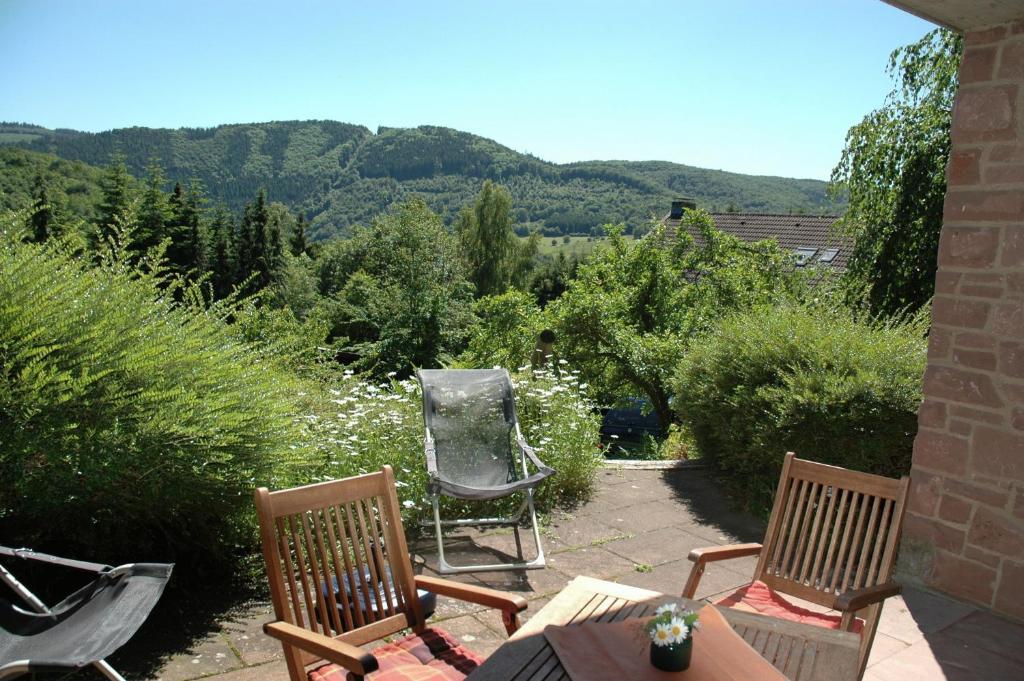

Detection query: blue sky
xmin=0 ymin=1 xmax=936 ymax=180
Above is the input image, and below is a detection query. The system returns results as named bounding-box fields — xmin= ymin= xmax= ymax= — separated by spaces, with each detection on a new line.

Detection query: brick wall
xmin=902 ymin=19 xmax=1024 ymax=622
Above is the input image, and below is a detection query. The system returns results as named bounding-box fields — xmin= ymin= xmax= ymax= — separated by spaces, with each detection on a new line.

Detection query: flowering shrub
xmin=287 ymin=364 xmax=602 ymax=527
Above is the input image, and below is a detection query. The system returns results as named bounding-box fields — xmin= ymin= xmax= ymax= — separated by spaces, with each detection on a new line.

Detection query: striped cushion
xmin=308 ymin=627 xmax=483 ymax=681
xmin=716 ymin=580 xmax=865 ymax=634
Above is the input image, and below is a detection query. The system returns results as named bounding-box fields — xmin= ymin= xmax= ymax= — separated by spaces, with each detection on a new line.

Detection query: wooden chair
xmin=682 ymin=453 xmax=909 ymax=680
xmin=254 ymin=465 xmax=528 ymax=681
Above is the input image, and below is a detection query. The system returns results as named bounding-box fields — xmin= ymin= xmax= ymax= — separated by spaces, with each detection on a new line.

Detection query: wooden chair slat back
xmin=254 ymin=466 xmax=423 ymax=659
xmin=756 ymin=453 xmax=909 ymax=609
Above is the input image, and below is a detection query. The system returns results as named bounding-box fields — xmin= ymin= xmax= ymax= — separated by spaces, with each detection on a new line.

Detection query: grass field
xmin=0 ymin=133 xmax=42 ymax=143
xmin=529 ymin=235 xmax=634 ymax=259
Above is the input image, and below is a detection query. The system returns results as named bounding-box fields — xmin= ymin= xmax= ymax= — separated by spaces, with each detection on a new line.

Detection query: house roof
xmin=663 ymin=212 xmax=851 ymax=271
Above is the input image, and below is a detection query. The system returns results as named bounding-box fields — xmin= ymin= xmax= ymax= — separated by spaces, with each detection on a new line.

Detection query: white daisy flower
xmin=668 ymin=618 xmax=689 ymax=643
xmin=655 ymin=603 xmax=678 ymax=617
xmin=651 ymin=623 xmax=674 ymax=647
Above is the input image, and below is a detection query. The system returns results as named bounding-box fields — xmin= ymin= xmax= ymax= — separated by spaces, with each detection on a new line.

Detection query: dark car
xmin=599 ymin=397 xmax=662 ymax=439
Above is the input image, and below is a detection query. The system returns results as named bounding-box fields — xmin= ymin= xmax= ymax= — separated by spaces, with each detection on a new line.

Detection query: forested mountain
xmin=0 ymin=121 xmax=842 ymax=239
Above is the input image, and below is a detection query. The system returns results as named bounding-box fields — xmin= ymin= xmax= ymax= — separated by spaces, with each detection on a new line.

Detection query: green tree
xmin=28 ymin=174 xmax=58 ymax=243
xmin=456 ymin=180 xmax=538 ymax=297
xmin=291 ymin=212 xmax=308 ymax=256
xmin=237 ymin=189 xmax=285 ymax=294
xmin=550 ymin=212 xmax=803 ymax=428
xmin=94 ymin=153 xmax=134 ymax=251
xmin=135 ymin=158 xmax=172 ymax=254
xmin=830 ymin=29 xmax=962 ymax=316
xmin=314 ymin=199 xmax=475 ymax=376
xmin=167 ymin=179 xmax=209 ymax=276
xmin=209 ymin=205 xmax=237 ymax=299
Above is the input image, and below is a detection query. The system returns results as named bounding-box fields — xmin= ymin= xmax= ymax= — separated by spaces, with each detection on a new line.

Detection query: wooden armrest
xmin=682 ymin=543 xmax=762 ymax=598
xmin=415 ymin=575 xmax=528 ymax=635
xmin=833 ymin=582 xmax=901 ymax=612
xmin=687 ymin=543 xmax=763 ymax=564
xmin=263 ymin=621 xmax=378 ymax=676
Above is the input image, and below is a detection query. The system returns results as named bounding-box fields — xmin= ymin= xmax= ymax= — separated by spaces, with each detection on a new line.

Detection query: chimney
xmin=670 ymin=197 xmax=697 ymax=219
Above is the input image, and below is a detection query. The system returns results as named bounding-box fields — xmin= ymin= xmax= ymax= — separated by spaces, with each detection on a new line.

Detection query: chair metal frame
xmin=682 ymin=452 xmax=910 ymax=681
xmin=426 ymin=420 xmax=548 ymax=574
xmin=0 ymin=548 xmax=140 ymax=681
xmin=418 ymin=369 xmax=553 ymax=574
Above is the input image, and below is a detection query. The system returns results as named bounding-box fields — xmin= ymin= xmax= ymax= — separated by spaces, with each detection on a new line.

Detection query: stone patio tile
xmin=866 ymin=630 xmax=1022 ymax=681
xmin=470 ymin=563 xmax=573 ymax=600
xmin=595 ymin=468 xmax=643 ymax=486
xmin=413 ymin=533 xmax=536 ymax=574
xmin=940 ymin=610 xmax=1024 ymax=665
xmin=193 ymin=661 xmax=290 ymax=681
xmin=877 ymin=587 xmax=976 ymax=645
xmin=546 ymin=513 xmax=630 ymax=550
xmin=153 ymin=633 xmax=242 ymax=681
xmin=219 ymin=603 xmax=281 ymax=666
xmin=430 ymin=590 xmax=489 ymax=619
xmin=472 ymin=527 xmax=542 ymax=561
xmin=544 ymin=545 xmax=637 ymax=581
xmin=608 ymin=478 xmax=681 ymax=505
xmin=434 ymin=613 xmax=507 ymax=659
xmin=866 ymin=631 xmax=912 ymax=669
xmin=603 ymin=526 xmax=716 ymax=567
xmin=571 ymin=487 xmax=650 ymax=515
xmin=614 ymin=557 xmax=748 ymax=600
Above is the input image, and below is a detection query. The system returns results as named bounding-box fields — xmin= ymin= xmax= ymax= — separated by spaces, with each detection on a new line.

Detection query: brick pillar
xmin=901 ymin=20 xmax=1024 ymax=622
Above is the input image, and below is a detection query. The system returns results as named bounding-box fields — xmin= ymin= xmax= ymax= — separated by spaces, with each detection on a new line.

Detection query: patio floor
xmin=143 ymin=465 xmax=1023 ymax=681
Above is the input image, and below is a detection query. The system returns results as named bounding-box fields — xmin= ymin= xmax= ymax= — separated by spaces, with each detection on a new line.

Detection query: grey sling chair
xmin=417 ymin=369 xmax=555 ymax=573
xmin=0 ymin=546 xmax=172 ymax=681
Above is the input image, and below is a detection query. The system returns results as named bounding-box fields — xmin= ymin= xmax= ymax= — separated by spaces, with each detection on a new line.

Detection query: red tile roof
xmin=663 ymin=213 xmax=851 ymax=270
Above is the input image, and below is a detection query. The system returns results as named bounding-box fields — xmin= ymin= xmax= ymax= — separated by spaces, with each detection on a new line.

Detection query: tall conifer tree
xmin=94 ymin=153 xmax=133 ymax=252
xmin=29 ymin=174 xmax=58 ymax=243
xmin=136 ymin=158 xmax=172 ymax=255
xmin=290 ymin=213 xmax=308 ymax=256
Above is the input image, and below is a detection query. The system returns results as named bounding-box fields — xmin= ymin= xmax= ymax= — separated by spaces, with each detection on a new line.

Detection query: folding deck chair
xmin=0 ymin=546 xmax=172 ymax=681
xmin=418 ymin=368 xmax=555 ymax=574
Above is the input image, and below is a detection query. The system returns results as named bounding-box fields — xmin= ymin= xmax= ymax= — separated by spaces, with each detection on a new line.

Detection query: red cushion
xmin=715 ymin=580 xmax=864 ymax=634
xmin=307 ymin=627 xmax=483 ymax=681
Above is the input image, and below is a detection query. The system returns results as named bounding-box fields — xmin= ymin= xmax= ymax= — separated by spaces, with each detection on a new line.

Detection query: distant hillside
xmin=0 ymin=121 xmax=843 ymax=240
xmin=0 ymin=146 xmax=106 ymax=222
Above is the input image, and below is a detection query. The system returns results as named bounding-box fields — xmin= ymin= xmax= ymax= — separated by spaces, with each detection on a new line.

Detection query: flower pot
xmin=650 ymin=636 xmax=692 ymax=672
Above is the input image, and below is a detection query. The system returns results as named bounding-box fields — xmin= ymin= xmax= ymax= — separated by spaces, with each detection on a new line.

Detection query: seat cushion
xmin=715 ymin=580 xmax=864 ymax=634
xmin=307 ymin=627 xmax=483 ymax=681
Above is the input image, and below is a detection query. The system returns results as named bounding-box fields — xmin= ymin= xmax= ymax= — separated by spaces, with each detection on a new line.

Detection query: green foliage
xmin=296 ymin=366 xmax=602 ymax=524
xmin=95 ymin=153 xmax=135 ymax=249
xmin=456 ymin=180 xmax=538 ymax=297
xmin=459 ymin=290 xmax=547 ymax=370
xmin=314 ymin=199 xmax=475 ymax=376
xmin=550 ymin=211 xmax=804 ymax=428
xmin=674 ymin=303 xmax=927 ymax=515
xmin=0 ymin=216 xmax=302 ymax=566
xmin=830 ymin=29 xmax=961 ymax=316
xmin=136 ymin=158 xmax=173 ymax=253
xmin=528 ymin=252 xmax=580 ymax=306
xmin=2 ymin=122 xmax=842 ymax=240
xmin=0 ymin=147 xmax=104 ymax=227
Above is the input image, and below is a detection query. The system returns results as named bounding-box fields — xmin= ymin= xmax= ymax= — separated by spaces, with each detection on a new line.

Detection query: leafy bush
xmin=459 ymin=290 xmax=547 ymax=371
xmin=674 ymin=304 xmax=927 ymax=515
xmin=0 ymin=222 xmax=302 ymax=567
xmin=293 ymin=366 xmax=602 ymax=525
xmin=550 ymin=214 xmax=806 ymax=430
xmin=313 ymin=199 xmax=476 ymax=377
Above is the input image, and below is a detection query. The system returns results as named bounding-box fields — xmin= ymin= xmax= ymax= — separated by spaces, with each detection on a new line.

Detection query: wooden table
xmin=467 ymin=576 xmax=860 ymax=681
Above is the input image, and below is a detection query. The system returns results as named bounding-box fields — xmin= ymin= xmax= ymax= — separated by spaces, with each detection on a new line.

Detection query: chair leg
xmin=431 ymin=493 xmax=547 ymax=574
